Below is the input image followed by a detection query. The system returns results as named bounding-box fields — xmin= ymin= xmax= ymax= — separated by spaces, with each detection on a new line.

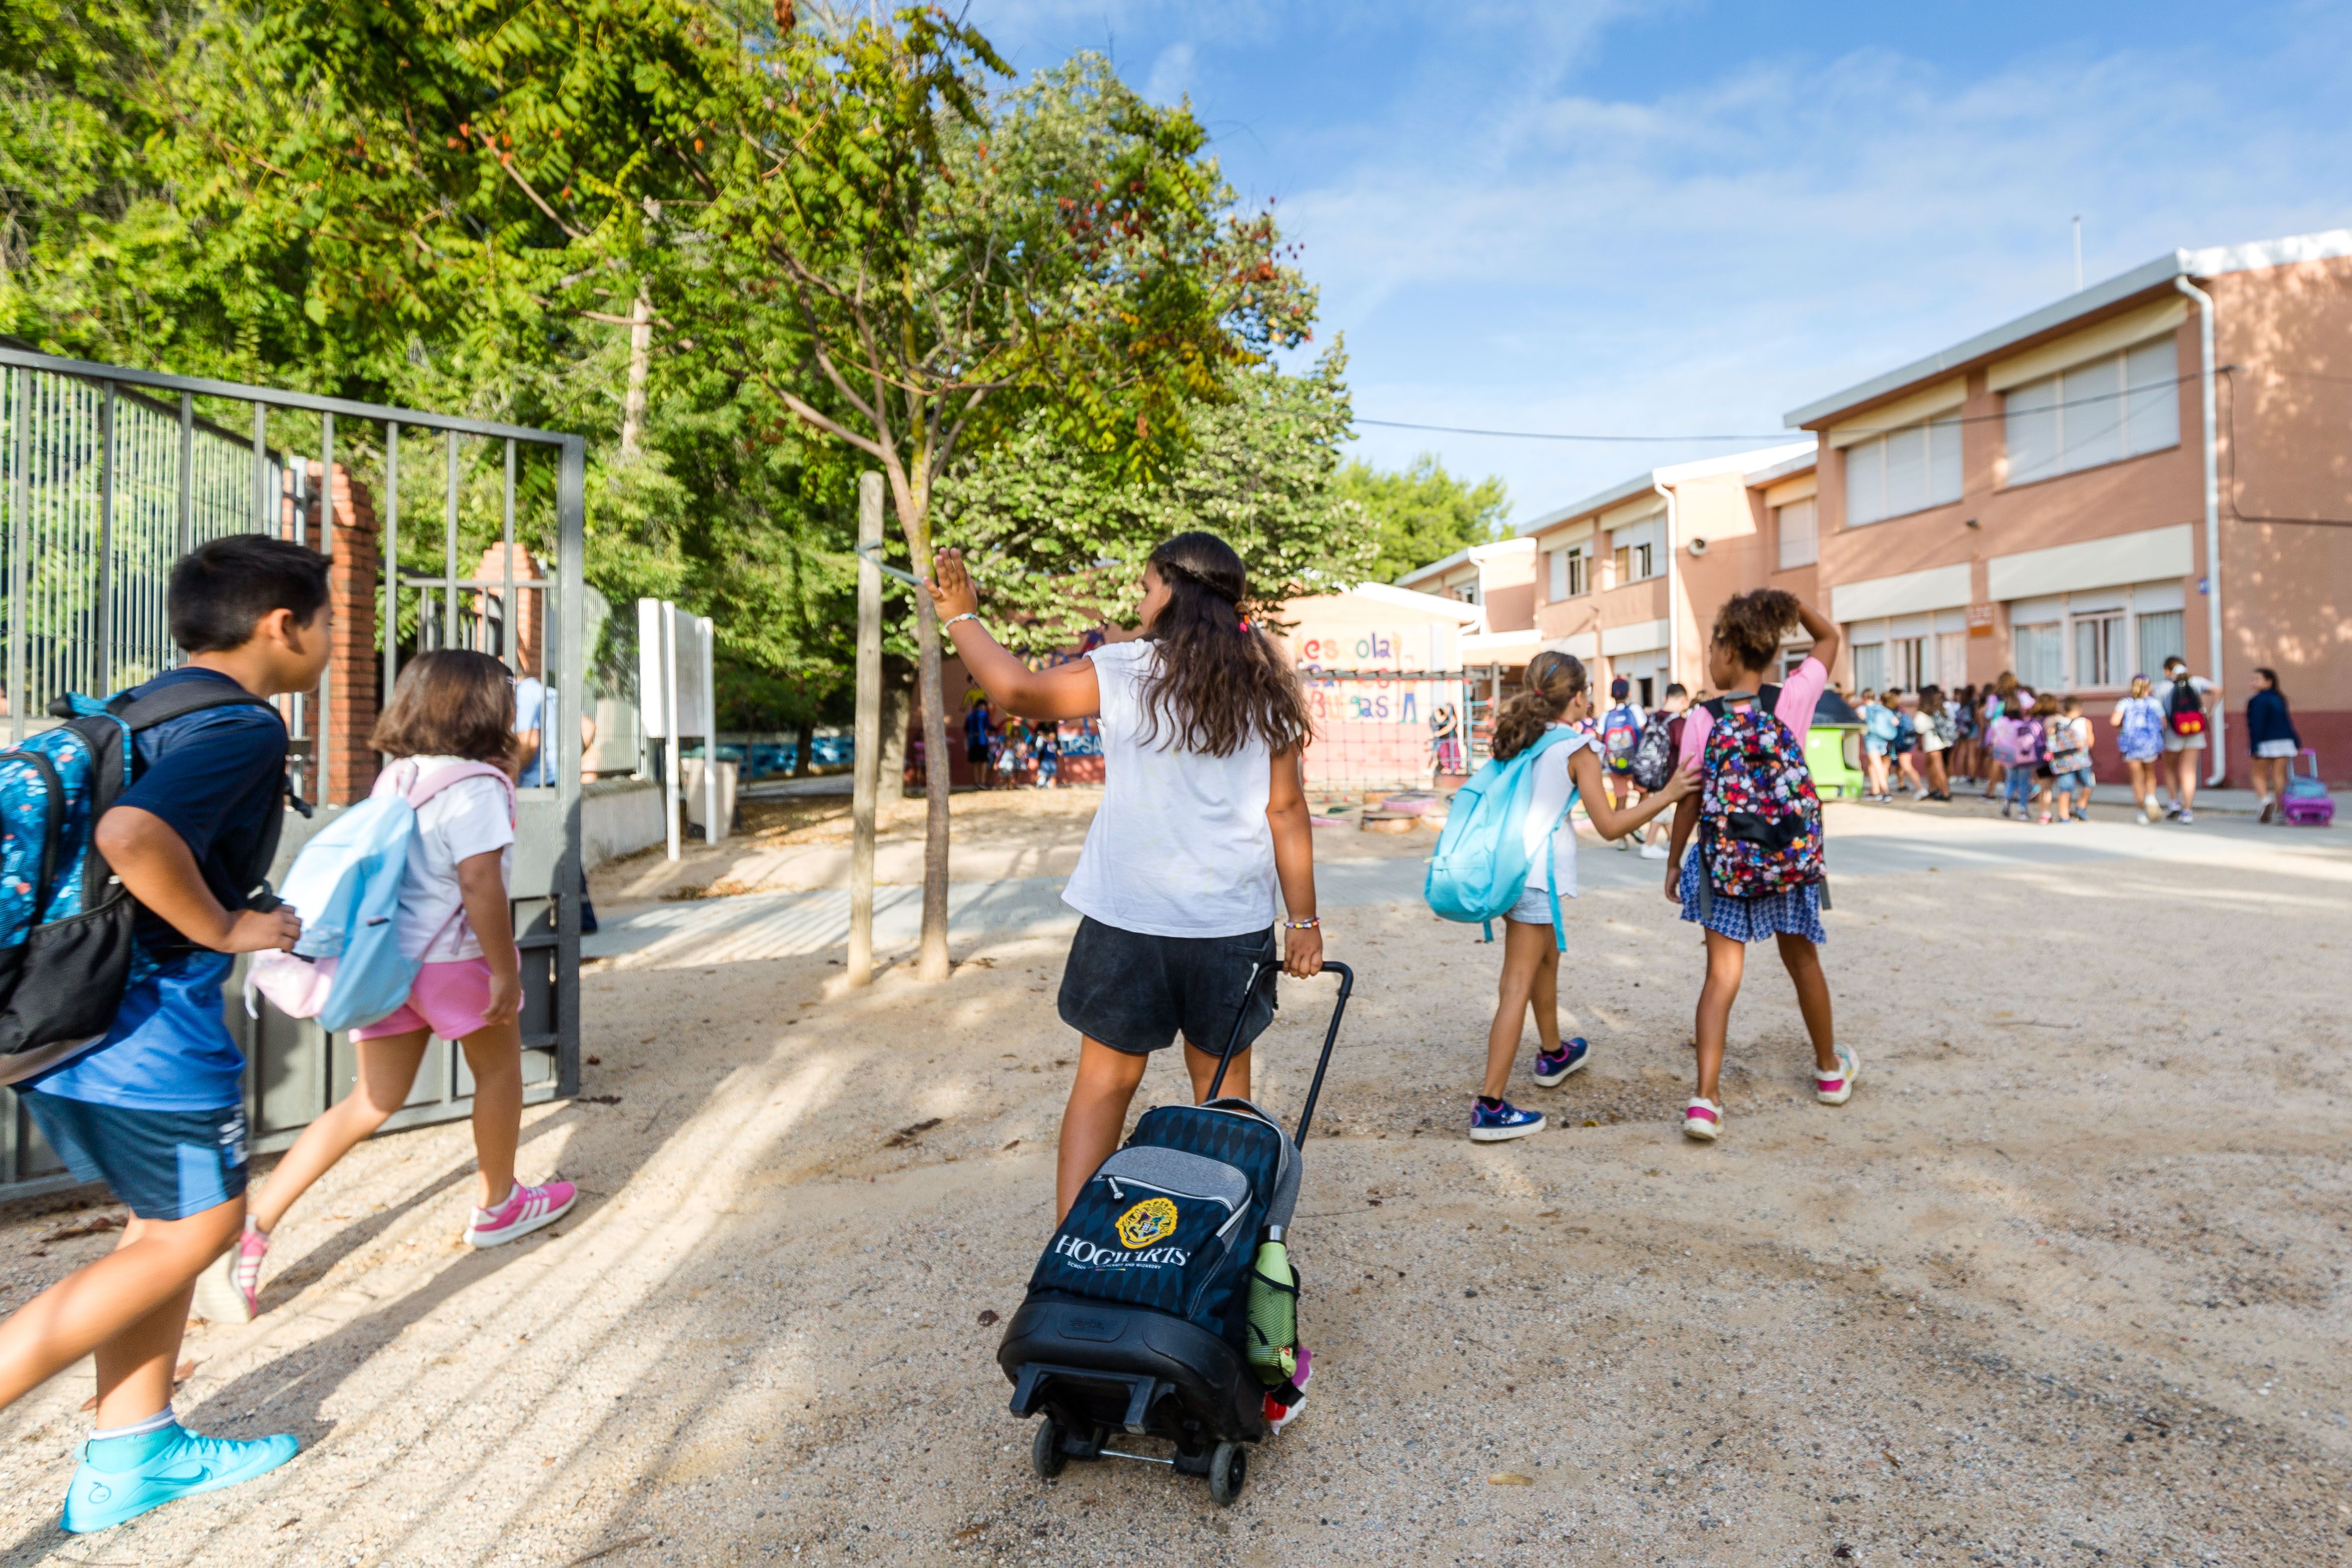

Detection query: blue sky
xmin=964 ymin=0 xmax=2352 ymax=523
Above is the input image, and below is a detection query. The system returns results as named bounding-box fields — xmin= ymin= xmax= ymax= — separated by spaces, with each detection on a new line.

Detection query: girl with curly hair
xmin=1662 ymin=589 xmax=1858 ymax=1143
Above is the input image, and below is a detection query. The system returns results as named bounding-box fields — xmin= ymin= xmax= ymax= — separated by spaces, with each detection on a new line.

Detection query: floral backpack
xmin=1695 ymin=686 xmax=1825 ymax=911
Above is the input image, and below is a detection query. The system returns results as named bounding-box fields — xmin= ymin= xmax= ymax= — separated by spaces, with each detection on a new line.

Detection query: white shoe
xmin=1639 ymin=842 xmax=1668 ymax=860
xmin=2136 ymin=811 xmax=2150 ymax=824
xmin=1813 ymin=1045 xmax=1860 ymax=1106
xmin=1682 ymin=1097 xmax=1723 ymax=1142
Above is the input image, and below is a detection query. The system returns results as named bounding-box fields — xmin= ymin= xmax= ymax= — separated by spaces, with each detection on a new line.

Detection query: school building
xmin=1402 ymin=225 xmax=2352 ymax=784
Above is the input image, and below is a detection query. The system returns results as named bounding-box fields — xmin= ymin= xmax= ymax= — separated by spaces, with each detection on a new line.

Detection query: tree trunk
xmin=876 ymin=662 xmax=912 ymax=808
xmin=619 ymin=290 xmax=652 ymax=457
xmin=793 ymin=717 xmax=815 ymax=777
xmin=913 ymin=586 xmax=952 ymax=981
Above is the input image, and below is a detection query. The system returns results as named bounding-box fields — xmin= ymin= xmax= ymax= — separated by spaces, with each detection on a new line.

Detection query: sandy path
xmin=0 ymin=805 xmax=2346 ymax=1565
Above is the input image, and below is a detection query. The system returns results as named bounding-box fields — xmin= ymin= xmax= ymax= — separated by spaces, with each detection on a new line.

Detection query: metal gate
xmin=0 ymin=346 xmax=586 ymax=1195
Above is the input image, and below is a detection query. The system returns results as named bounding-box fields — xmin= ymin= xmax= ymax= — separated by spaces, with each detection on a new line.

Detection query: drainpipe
xmin=2174 ymin=275 xmax=2225 ymax=786
xmin=1654 ymin=477 xmax=1679 ymax=691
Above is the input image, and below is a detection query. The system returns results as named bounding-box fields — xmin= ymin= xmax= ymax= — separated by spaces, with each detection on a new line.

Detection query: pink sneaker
xmin=463 ymin=1181 xmax=578 ymax=1248
xmin=193 ymin=1221 xmax=270 ymax=1323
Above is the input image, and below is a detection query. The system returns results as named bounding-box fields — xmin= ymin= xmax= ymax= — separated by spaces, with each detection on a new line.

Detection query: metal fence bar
xmin=501 ymin=438 xmax=516 ymax=672
xmin=383 ymin=422 xmax=399 ymax=710
xmin=176 ymin=393 xmax=194 ymax=558
xmin=442 ymin=431 xmax=459 ymax=649
xmin=318 ymin=411 xmax=333 ymax=804
xmin=8 ymin=368 xmax=26 ymax=743
xmin=95 ymin=382 xmax=113 ymax=691
xmin=555 ymin=435 xmax=585 ymax=1099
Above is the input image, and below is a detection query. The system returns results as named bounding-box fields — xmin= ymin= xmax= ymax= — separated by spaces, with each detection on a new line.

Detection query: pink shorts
xmin=351 ymin=958 xmax=498 ymax=1042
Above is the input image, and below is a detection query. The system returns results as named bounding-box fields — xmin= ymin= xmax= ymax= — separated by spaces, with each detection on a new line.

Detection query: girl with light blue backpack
xmin=199 ymin=652 xmax=575 ymax=1322
xmin=1430 ymin=651 xmax=1694 ymax=1142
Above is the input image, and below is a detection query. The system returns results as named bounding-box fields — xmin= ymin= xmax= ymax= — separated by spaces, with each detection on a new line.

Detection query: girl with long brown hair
xmin=926 ymin=532 xmax=1322 ymax=1219
xmin=1466 ymin=651 xmax=1694 ymax=1142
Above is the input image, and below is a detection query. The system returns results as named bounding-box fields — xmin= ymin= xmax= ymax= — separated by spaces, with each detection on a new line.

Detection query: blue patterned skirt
xmin=1677 ymin=851 xmax=1827 ymax=945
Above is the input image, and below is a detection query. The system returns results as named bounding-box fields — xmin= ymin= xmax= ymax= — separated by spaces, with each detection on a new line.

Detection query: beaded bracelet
xmin=940 ymin=611 xmax=982 ymax=632
xmin=1282 ymin=916 xmax=1321 ymax=930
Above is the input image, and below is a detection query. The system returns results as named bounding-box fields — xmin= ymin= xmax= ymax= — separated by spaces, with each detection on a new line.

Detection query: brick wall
xmin=292 ymin=462 xmax=382 ymax=806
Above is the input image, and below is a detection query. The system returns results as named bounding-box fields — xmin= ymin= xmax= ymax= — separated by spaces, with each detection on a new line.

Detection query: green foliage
xmin=933 ymin=346 xmax=1373 ymax=654
xmin=1338 ymin=452 xmax=1511 ymax=584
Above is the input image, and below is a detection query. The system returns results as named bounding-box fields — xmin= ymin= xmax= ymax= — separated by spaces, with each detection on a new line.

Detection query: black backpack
xmin=0 ymin=683 xmax=286 ymax=1078
xmin=1627 ymin=711 xmax=1678 ymax=792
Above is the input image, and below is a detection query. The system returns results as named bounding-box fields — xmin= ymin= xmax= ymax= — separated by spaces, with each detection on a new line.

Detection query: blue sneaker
xmin=62 ymin=1422 xmax=299 ymax=1533
xmin=1532 ymin=1037 xmax=1592 ymax=1087
xmin=1469 ymin=1098 xmax=1545 ymax=1142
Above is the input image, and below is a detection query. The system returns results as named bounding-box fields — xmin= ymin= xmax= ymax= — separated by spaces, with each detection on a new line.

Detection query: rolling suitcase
xmin=995 ymin=961 xmax=1353 ymax=1504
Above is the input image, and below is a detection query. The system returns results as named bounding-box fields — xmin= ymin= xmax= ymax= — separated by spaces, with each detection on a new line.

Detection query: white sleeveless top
xmin=1060 ymin=640 xmax=1279 ymax=939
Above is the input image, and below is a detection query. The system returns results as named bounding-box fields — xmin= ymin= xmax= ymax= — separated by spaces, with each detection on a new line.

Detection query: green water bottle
xmin=1245 ymin=1226 xmax=1299 ymax=1385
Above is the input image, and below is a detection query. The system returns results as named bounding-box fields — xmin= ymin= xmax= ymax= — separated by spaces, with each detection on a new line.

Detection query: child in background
xmin=0 ymin=538 xmax=321 ymax=1532
xmin=2111 ymin=676 xmax=2168 ymax=822
xmin=209 ymin=651 xmax=576 ymax=1322
xmin=1951 ymin=684 xmax=1980 ymax=785
xmin=1663 ymin=589 xmax=1853 ymax=1143
xmin=2027 ymin=694 xmax=2065 ymax=823
xmin=1980 ymin=674 xmax=2018 ymax=800
xmin=1599 ymin=677 xmax=1647 ymax=850
xmin=1033 ymin=721 xmax=1061 ymax=789
xmin=2048 ymin=695 xmax=2096 ymax=822
xmin=1889 ymin=689 xmax=1925 ymax=800
xmin=1466 ymin=652 xmax=1695 ymax=1142
xmin=1916 ymin=685 xmax=1953 ymax=800
xmin=1990 ymin=703 xmax=2043 ymax=819
xmin=1859 ymin=689 xmax=1897 ymax=801
xmin=924 ymin=533 xmax=1323 ymax=1224
xmin=1638 ymin=683 xmax=1692 ymax=859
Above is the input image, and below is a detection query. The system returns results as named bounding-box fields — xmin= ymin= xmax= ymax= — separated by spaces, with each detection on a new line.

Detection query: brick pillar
xmin=312 ymin=462 xmax=382 ymax=806
xmin=473 ymin=543 xmax=545 ymax=675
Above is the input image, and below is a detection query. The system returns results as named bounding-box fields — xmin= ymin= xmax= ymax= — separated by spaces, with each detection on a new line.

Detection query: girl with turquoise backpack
xmin=1428 ymin=651 xmax=1694 ymax=1142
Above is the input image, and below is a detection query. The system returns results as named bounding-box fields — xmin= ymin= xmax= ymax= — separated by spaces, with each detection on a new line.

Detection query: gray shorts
xmin=2163 ymin=731 xmax=2207 ymax=753
xmin=1508 ymin=880 xmax=1560 ymax=927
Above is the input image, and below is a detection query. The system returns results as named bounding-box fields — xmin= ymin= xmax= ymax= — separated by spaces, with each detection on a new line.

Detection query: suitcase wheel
xmin=1207 ymin=1440 xmax=1246 ymax=1505
xmin=1032 ymin=1418 xmax=1068 ymax=1480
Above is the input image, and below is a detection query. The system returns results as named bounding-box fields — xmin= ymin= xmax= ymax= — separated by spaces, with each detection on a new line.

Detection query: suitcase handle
xmin=1202 ymin=960 xmax=1356 ymax=1143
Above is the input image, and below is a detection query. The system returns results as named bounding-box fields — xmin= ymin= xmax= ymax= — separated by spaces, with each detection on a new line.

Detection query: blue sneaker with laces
xmin=1532 ymin=1037 xmax=1592 ymax=1087
xmin=1468 ymin=1097 xmax=1545 ymax=1142
xmin=62 ymin=1422 xmax=299 ymax=1533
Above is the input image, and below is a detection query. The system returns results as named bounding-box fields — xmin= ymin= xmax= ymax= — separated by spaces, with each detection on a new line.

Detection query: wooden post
xmin=849 ymin=472 xmax=883 ymax=985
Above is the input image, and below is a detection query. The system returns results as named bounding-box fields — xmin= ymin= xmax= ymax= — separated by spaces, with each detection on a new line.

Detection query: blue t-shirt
xmin=516 ymin=676 xmax=556 ymax=786
xmin=29 ymin=668 xmax=287 ymax=1111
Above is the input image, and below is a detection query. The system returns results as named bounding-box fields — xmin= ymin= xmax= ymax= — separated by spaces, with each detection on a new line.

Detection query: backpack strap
xmin=397 ymin=760 xmax=519 ymax=824
xmin=104 ymin=680 xmax=278 ymax=731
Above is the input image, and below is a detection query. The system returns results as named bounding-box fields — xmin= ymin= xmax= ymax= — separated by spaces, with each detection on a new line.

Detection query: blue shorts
xmin=2052 ymin=768 xmax=2095 ymax=793
xmin=1864 ymin=737 xmax=1891 ymax=757
xmin=20 ymin=1093 xmax=248 ymax=1221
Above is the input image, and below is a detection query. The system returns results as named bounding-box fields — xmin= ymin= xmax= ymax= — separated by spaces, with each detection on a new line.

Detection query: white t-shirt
xmin=1520 ymin=727 xmax=1585 ymax=898
xmin=385 ymin=756 xmax=517 ymax=962
xmin=1059 ymin=640 xmax=1279 ymax=939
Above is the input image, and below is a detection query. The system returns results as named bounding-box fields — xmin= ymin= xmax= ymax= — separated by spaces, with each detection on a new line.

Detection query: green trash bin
xmin=1806 ymin=689 xmax=1867 ymax=800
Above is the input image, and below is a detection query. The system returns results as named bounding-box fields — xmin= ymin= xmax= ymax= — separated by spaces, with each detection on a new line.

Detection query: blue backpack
xmin=0 ymin=682 xmax=285 ymax=1075
xmin=246 ymin=759 xmax=514 ymax=1033
xmin=1423 ymin=729 xmax=1584 ymax=948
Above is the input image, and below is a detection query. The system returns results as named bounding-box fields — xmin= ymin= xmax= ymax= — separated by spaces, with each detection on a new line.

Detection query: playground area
xmin=0 ymin=799 xmax=2345 ymax=1565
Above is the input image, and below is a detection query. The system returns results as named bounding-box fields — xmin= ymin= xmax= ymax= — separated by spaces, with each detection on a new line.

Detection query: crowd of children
xmin=0 ymin=539 xmax=572 ymax=1533
xmin=967 ymin=699 xmax=1080 ymax=789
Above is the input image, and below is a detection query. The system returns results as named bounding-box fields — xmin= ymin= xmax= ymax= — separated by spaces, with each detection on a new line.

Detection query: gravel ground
xmin=0 ymin=804 xmax=2345 ymax=1566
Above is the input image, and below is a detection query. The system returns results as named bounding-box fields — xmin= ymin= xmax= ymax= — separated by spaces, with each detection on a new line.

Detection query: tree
xmin=671 ymin=35 xmax=1316 ymax=980
xmin=1339 ymin=452 xmax=1511 ymax=583
xmin=933 ymin=347 xmax=1372 ymax=653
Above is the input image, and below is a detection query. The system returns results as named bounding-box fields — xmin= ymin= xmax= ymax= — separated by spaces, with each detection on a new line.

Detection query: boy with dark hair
xmin=0 ymin=535 xmax=323 ymax=1532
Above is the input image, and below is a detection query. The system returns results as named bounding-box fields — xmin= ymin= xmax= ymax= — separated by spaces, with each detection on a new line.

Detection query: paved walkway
xmin=587 ymin=798 xmax=2346 ymax=967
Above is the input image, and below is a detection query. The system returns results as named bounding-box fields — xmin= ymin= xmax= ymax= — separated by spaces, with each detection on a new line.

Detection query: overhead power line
xmin=1353 ymin=418 xmax=1788 ymax=443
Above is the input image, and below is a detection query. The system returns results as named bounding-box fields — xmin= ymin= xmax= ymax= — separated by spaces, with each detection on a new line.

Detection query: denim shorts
xmin=1057 ymin=916 xmax=1277 ymax=1056
xmin=21 ymin=1092 xmax=247 ymax=1221
xmin=2052 ymin=768 xmax=2094 ymax=793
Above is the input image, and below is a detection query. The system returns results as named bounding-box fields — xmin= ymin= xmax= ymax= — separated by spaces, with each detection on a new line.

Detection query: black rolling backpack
xmin=996 ymin=961 xmax=1353 ymax=1506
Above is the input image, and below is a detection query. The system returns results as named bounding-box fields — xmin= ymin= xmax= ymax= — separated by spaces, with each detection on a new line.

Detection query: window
xmin=1545 ymin=546 xmax=1590 ymax=600
xmin=2073 ymin=612 xmax=2126 ymax=689
xmin=1775 ymin=498 xmax=1818 ymax=569
xmin=2001 ymin=583 xmax=2180 ymax=691
xmin=1890 ymin=637 xmax=1925 ymax=691
xmin=1611 ymin=541 xmax=1655 ymax=583
xmin=1852 ymin=641 xmax=1886 ymax=692
xmin=1844 ymin=415 xmax=1962 ymax=526
xmin=1935 ymin=631 xmax=1966 ymax=689
xmin=2013 ymin=621 xmax=2063 ymax=690
xmin=2135 ymin=609 xmax=2184 ymax=673
xmin=2004 ymin=336 xmax=2179 ymax=486
xmin=1453 ymin=580 xmax=1480 ymax=605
